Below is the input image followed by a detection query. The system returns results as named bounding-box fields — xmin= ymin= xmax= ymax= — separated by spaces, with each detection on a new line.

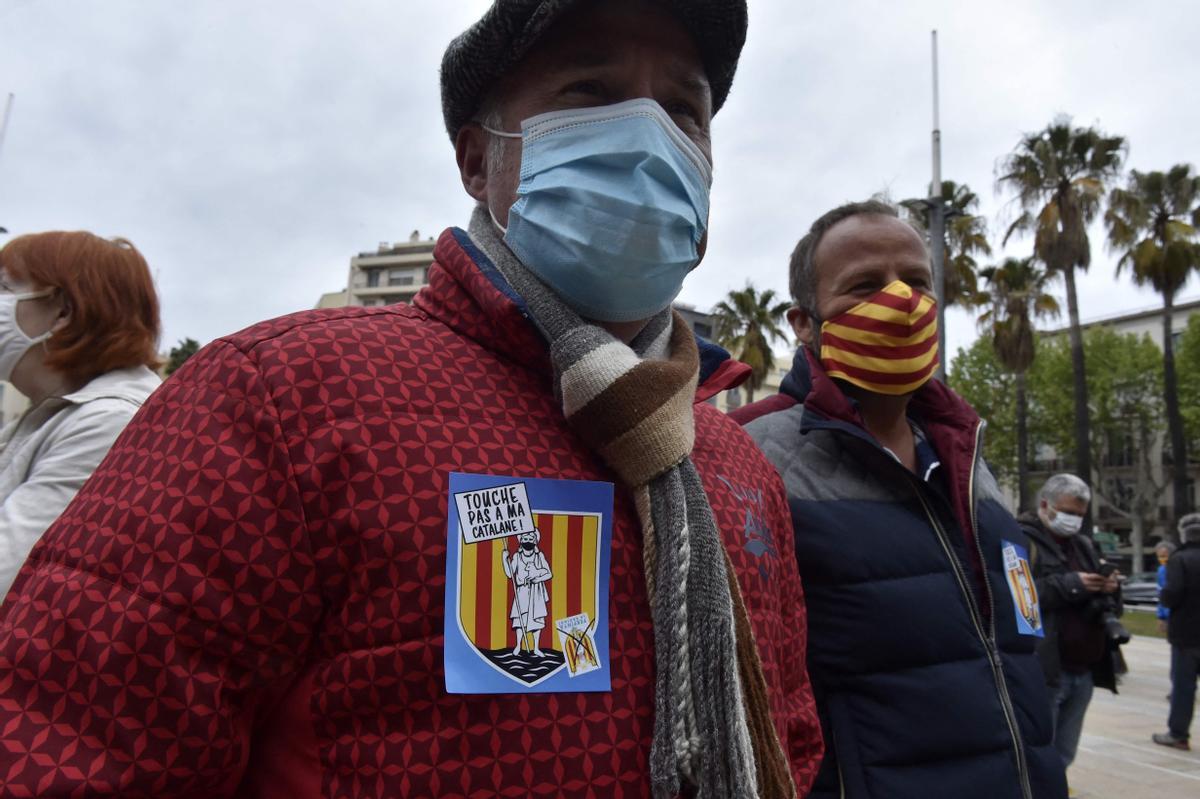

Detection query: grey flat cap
xmin=1180 ymin=512 xmax=1200 ymax=542
xmin=439 ymin=0 xmax=748 ymax=141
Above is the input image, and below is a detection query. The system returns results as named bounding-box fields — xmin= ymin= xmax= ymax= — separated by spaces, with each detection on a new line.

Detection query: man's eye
xmin=563 ymin=80 xmax=603 ymax=97
xmin=665 ymin=100 xmax=700 ymax=123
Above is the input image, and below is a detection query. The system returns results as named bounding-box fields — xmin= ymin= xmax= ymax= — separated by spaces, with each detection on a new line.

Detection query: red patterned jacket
xmin=0 ymin=229 xmax=822 ymax=798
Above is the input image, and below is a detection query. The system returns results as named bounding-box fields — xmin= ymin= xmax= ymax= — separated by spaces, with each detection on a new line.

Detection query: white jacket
xmin=0 ymin=366 xmax=161 ymax=597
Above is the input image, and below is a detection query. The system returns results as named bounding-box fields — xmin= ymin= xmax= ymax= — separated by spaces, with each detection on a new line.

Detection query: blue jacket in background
xmin=1158 ymin=563 xmax=1170 ymax=620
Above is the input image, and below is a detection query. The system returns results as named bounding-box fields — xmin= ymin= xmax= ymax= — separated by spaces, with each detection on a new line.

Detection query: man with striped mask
xmin=732 ymin=200 xmax=1068 ymax=798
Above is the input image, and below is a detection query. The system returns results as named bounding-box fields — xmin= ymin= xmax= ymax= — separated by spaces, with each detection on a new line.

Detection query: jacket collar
xmin=60 ymin=365 xmax=161 ymax=406
xmin=795 ymin=345 xmax=986 ymax=543
xmin=414 ymin=229 xmax=549 ymax=375
xmin=414 ymin=228 xmax=750 ymax=398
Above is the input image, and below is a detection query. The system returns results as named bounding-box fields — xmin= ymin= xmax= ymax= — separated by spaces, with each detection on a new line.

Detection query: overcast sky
xmin=1 ymin=0 xmax=1197 ymax=364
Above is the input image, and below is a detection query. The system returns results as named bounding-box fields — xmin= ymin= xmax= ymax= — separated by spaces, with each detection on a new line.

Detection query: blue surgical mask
xmin=484 ymin=99 xmax=712 ymax=323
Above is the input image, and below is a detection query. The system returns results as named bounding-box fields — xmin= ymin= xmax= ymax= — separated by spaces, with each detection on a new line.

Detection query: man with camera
xmin=1020 ymin=473 xmax=1127 ymax=771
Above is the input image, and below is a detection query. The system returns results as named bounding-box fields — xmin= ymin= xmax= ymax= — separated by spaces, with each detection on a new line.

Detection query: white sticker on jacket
xmin=1003 ymin=539 xmax=1044 ymax=637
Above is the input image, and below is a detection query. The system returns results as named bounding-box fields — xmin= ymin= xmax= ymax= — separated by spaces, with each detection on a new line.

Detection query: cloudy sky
xmin=1 ymin=0 xmax=1197 ymax=364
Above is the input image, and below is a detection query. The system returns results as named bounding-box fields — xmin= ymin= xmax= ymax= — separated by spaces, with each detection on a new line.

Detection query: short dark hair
xmin=788 ymin=199 xmax=900 ymax=317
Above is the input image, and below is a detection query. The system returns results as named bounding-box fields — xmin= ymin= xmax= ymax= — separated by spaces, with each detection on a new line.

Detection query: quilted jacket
xmin=0 ymin=228 xmax=822 ymax=798
xmin=732 ymin=349 xmax=1066 ymax=799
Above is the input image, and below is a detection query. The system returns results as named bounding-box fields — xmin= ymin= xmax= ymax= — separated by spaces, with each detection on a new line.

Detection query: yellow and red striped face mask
xmin=818 ymin=280 xmax=940 ymax=396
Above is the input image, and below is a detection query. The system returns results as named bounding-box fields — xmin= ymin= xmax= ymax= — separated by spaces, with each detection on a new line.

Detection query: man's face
xmin=456 ymin=0 xmax=713 ymax=252
xmin=1042 ymin=495 xmax=1089 ymax=519
xmin=791 ymin=215 xmax=932 ymax=350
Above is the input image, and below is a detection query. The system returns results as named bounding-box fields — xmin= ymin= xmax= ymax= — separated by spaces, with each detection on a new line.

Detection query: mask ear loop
xmin=40 ymin=289 xmax=67 ymax=354
xmin=487 ymin=205 xmax=509 ymax=236
xmin=480 ymin=125 xmax=521 ymax=139
xmin=479 ymin=125 xmax=522 ymax=235
xmin=10 ymin=287 xmax=59 ymax=348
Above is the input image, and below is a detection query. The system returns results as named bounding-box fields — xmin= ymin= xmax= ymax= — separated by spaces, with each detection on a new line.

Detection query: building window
xmin=388 ymin=267 xmax=418 ymax=287
xmin=1103 ymin=424 xmax=1135 ymax=468
xmin=366 ymin=269 xmax=381 ymax=288
xmin=693 ymin=322 xmax=713 ymax=340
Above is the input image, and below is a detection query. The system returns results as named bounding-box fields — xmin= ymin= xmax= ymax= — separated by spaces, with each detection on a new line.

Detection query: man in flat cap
xmin=0 ymin=2 xmax=823 ymax=797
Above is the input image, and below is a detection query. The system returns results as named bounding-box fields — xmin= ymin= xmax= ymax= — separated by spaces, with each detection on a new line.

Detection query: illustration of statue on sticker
xmin=501 ymin=529 xmax=552 ymax=658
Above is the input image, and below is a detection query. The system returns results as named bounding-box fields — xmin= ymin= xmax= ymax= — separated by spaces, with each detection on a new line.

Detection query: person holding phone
xmin=1020 ymin=473 xmax=1127 ymax=773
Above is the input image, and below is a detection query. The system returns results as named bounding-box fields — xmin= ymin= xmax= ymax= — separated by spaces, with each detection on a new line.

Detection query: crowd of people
xmin=0 ymin=1 xmax=1195 ymax=797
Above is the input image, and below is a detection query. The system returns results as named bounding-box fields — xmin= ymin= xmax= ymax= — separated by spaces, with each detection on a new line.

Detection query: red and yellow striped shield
xmin=819 ymin=280 xmax=940 ymax=395
xmin=458 ymin=511 xmax=601 ymax=685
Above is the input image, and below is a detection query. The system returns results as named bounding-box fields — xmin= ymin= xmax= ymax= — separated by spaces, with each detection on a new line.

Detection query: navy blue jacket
xmin=733 ymin=349 xmax=1066 ymax=799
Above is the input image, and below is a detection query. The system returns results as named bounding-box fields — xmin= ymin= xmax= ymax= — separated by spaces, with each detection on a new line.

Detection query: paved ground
xmin=1069 ymin=621 xmax=1199 ymax=798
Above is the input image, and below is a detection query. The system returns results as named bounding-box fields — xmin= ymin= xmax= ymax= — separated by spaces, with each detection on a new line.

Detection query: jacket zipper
xmin=821 ymin=417 xmax=1036 ymax=799
xmin=965 ymin=421 xmax=1034 ymax=799
xmin=907 ymin=421 xmax=1032 ymax=799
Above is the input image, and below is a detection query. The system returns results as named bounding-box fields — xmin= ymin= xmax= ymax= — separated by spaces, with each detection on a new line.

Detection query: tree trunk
xmin=1162 ymin=291 xmax=1192 ymax=520
xmin=1130 ymin=514 xmax=1145 ymax=576
xmin=745 ymin=385 xmax=755 ymax=404
xmin=1016 ymin=370 xmax=1030 ymax=513
xmin=1062 ymin=267 xmax=1093 ymax=525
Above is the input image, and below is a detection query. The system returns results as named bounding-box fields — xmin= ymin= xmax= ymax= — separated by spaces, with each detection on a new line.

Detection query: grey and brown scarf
xmin=468 ymin=206 xmax=795 ymax=799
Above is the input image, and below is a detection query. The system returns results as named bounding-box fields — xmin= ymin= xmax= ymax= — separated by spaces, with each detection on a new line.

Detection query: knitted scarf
xmin=468 ymin=206 xmax=795 ymax=799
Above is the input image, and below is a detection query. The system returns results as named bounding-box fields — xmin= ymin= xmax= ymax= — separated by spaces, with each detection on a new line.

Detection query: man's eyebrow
xmin=550 ymin=50 xmax=711 ymax=98
xmin=551 ymin=49 xmax=618 ymax=72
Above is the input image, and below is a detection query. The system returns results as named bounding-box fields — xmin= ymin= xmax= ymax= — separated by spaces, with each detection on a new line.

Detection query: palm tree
xmin=979 ymin=258 xmax=1061 ymax=510
xmin=997 ymin=117 xmax=1126 ymax=502
xmin=1105 ymin=164 xmax=1200 ymax=519
xmin=902 ymin=180 xmax=993 ymax=309
xmin=712 ymin=284 xmax=791 ymax=404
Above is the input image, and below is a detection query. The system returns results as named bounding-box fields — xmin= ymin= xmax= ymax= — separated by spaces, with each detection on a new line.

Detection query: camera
xmin=1095 ymin=563 xmax=1131 ymax=646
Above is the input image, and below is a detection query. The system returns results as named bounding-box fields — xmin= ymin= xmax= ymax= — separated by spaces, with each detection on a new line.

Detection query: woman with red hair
xmin=0 ymin=231 xmax=162 ymax=597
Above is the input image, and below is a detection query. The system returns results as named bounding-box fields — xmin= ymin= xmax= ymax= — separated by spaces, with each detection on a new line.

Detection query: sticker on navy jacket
xmin=1002 ymin=539 xmax=1044 ymax=637
xmin=444 ymin=472 xmax=614 ymax=694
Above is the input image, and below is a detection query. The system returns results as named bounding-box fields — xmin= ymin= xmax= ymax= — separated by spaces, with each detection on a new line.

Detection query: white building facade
xmin=1030 ymin=298 xmax=1200 ymax=563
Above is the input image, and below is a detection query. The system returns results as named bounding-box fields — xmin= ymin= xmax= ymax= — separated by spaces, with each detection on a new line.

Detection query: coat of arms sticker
xmin=444 ymin=472 xmax=614 ymax=693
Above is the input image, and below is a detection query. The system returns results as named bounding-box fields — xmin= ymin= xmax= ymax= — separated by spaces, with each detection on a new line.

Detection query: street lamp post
xmin=928 ymin=31 xmax=947 ymax=381
xmin=0 ymin=93 xmax=13 ymax=234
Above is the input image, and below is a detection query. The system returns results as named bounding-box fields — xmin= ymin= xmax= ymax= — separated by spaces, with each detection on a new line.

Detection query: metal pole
xmin=928 ymin=31 xmax=947 ymax=381
xmin=0 ymin=94 xmax=12 ymax=233
xmin=0 ymin=94 xmax=13 ymax=161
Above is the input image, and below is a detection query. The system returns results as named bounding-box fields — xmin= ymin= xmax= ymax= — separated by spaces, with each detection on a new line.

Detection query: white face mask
xmin=0 ymin=288 xmax=56 ymax=382
xmin=1048 ymin=510 xmax=1084 ymax=537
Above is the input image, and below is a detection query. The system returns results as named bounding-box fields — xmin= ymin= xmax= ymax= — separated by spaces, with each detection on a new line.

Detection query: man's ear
xmin=787 ymin=306 xmax=816 ymax=348
xmin=455 ymin=123 xmax=489 ymax=203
